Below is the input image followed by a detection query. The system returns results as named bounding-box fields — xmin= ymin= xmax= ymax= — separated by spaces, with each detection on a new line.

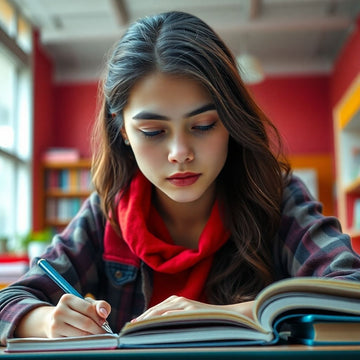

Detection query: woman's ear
xmin=120 ymin=128 xmax=130 ymax=146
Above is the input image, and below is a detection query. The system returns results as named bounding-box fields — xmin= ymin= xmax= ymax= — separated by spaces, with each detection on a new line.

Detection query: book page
xmin=120 ymin=309 xmax=264 ymax=336
xmin=253 ymin=277 xmax=360 ymax=330
xmin=6 ymin=333 xmax=119 ymax=352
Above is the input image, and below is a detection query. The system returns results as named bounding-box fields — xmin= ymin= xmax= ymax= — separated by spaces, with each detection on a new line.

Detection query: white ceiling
xmin=12 ymin=0 xmax=360 ymax=82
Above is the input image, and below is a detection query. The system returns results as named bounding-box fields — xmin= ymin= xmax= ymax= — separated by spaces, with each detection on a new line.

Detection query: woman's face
xmin=122 ymin=72 xmax=229 ymax=204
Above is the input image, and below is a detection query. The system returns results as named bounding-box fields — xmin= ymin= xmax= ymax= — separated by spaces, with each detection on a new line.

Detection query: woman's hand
xmin=15 ymin=294 xmax=111 ymax=338
xmin=132 ymin=295 xmax=255 ymax=322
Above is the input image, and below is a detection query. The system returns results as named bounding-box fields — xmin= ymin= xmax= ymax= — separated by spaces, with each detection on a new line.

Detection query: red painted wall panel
xmin=249 ymin=75 xmax=332 ymax=155
xmin=331 ymin=16 xmax=360 ymax=107
xmin=32 ymin=31 xmax=54 ymax=231
xmin=52 ymin=82 xmax=99 ymax=157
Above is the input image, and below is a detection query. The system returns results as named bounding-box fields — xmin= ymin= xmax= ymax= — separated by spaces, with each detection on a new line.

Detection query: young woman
xmin=1 ymin=11 xmax=360 ymax=343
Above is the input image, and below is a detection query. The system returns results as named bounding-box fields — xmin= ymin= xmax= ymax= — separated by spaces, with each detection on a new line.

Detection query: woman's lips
xmin=167 ymin=173 xmax=201 ymax=187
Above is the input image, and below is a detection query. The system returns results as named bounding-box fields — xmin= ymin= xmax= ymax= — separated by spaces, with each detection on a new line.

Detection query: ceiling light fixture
xmin=236 ymin=53 xmax=265 ymax=84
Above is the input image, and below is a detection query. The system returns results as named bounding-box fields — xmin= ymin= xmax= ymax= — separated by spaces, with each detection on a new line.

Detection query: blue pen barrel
xmin=37 ymin=258 xmax=113 ymax=334
xmin=37 ymin=258 xmax=83 ymax=298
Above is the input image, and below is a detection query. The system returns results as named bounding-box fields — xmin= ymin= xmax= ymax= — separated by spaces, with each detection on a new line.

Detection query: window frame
xmin=0 ymin=0 xmax=33 ymax=251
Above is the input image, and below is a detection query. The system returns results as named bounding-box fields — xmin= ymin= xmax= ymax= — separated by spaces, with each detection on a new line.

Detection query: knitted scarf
xmin=103 ymin=172 xmax=229 ymax=306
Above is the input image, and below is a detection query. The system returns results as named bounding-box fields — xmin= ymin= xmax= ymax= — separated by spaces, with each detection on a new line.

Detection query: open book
xmin=6 ymin=277 xmax=360 ymax=352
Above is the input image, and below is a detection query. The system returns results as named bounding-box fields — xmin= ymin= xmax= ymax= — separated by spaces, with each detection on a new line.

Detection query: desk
xmin=2 ymin=345 xmax=360 ymax=359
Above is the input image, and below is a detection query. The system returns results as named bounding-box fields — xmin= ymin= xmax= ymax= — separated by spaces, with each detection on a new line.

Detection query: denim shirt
xmin=1 ymin=175 xmax=360 ymax=345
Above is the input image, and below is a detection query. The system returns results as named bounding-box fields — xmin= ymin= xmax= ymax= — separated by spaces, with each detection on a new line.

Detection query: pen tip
xmin=102 ymin=322 xmax=113 ymax=334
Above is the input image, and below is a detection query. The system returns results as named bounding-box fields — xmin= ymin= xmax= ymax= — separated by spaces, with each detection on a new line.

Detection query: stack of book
xmin=0 ymin=254 xmax=29 ymax=289
xmin=42 ymin=148 xmax=80 ymax=163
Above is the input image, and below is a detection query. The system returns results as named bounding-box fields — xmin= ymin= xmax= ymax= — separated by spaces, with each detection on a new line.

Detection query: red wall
xmin=32 ymin=31 xmax=54 ymax=231
xmin=331 ymin=16 xmax=360 ymax=107
xmin=52 ymin=83 xmax=99 ymax=157
xmin=249 ymin=75 xmax=332 ymax=155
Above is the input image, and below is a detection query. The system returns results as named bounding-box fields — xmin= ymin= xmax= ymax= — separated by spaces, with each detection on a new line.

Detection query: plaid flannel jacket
xmin=1 ymin=175 xmax=360 ymax=344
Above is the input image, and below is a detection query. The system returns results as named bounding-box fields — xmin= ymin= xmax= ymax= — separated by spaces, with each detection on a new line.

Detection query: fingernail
xmin=99 ymin=307 xmax=108 ymax=318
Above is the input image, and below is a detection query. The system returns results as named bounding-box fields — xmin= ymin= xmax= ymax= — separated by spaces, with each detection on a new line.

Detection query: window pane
xmin=0 ymin=0 xmax=32 ymax=251
xmin=16 ymin=163 xmax=32 ymax=242
xmin=16 ymin=68 xmax=32 ymax=159
xmin=0 ymin=0 xmax=14 ymax=35
xmin=17 ymin=15 xmax=32 ymax=53
xmin=0 ymin=157 xmax=30 ymax=250
xmin=0 ymin=50 xmax=15 ymax=152
xmin=0 ymin=156 xmax=15 ymax=247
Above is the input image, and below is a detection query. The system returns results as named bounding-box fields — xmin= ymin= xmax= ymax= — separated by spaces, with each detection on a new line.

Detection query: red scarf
xmin=103 ymin=172 xmax=230 ymax=307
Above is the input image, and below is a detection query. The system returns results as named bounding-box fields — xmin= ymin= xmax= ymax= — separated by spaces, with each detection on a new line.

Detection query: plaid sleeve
xmin=0 ymin=192 xmax=106 ymax=345
xmin=275 ymin=175 xmax=360 ymax=281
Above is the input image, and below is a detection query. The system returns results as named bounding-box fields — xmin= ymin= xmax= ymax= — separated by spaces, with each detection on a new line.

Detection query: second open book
xmin=6 ymin=277 xmax=360 ymax=352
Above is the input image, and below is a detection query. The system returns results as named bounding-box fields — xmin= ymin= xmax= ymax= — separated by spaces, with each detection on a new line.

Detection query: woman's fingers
xmin=93 ymin=299 xmax=112 ymax=321
xmin=50 ymin=304 xmax=95 ymax=337
xmin=48 ymin=294 xmax=110 ymax=337
xmin=133 ymin=296 xmax=216 ymax=322
xmin=133 ymin=296 xmax=256 ymax=324
xmin=86 ymin=296 xmax=112 ymax=331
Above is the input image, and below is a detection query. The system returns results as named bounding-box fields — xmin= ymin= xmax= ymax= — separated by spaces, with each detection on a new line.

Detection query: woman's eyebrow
xmin=131 ymin=103 xmax=216 ymax=120
xmin=132 ymin=112 xmax=168 ymax=120
xmin=186 ymin=103 xmax=216 ymax=117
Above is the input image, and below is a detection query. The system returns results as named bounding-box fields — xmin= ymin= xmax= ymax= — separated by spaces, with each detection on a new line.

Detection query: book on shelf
xmin=46 ymin=198 xmax=83 ymax=223
xmin=0 ymin=254 xmax=29 ymax=286
xmin=45 ymin=168 xmax=91 ymax=193
xmin=42 ymin=148 xmax=80 ymax=163
xmin=6 ymin=277 xmax=360 ymax=352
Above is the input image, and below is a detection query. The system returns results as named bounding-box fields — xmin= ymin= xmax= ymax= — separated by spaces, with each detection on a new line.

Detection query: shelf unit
xmin=40 ymin=159 xmax=92 ymax=229
xmin=288 ymin=154 xmax=335 ymax=216
xmin=334 ymin=74 xmax=360 ymax=242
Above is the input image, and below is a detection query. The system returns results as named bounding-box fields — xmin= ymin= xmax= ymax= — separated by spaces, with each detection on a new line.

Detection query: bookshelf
xmin=41 ymin=159 xmax=92 ymax=229
xmin=288 ymin=154 xmax=334 ymax=216
xmin=334 ymin=74 xmax=360 ymax=243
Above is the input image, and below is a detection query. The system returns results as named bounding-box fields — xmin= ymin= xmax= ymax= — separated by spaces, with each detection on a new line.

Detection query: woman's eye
xmin=140 ymin=129 xmax=163 ymax=138
xmin=192 ymin=122 xmax=216 ymax=132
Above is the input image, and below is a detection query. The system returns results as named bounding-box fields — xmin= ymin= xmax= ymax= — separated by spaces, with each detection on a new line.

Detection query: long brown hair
xmin=92 ymin=11 xmax=291 ymax=304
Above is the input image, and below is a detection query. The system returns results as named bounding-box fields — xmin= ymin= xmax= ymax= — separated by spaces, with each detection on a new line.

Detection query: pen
xmin=37 ymin=258 xmax=113 ymax=334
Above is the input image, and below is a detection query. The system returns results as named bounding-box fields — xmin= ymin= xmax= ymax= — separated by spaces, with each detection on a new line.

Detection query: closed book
xmin=6 ymin=277 xmax=360 ymax=352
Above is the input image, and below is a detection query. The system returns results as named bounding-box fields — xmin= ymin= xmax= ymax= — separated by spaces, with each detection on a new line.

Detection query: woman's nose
xmin=168 ymin=135 xmax=194 ymax=164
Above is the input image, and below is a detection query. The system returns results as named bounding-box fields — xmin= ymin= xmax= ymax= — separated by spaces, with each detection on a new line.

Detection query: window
xmin=0 ymin=0 xmax=32 ymax=251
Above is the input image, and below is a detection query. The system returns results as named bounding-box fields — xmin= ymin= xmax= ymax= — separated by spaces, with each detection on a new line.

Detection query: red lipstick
xmin=167 ymin=172 xmax=201 ymax=187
